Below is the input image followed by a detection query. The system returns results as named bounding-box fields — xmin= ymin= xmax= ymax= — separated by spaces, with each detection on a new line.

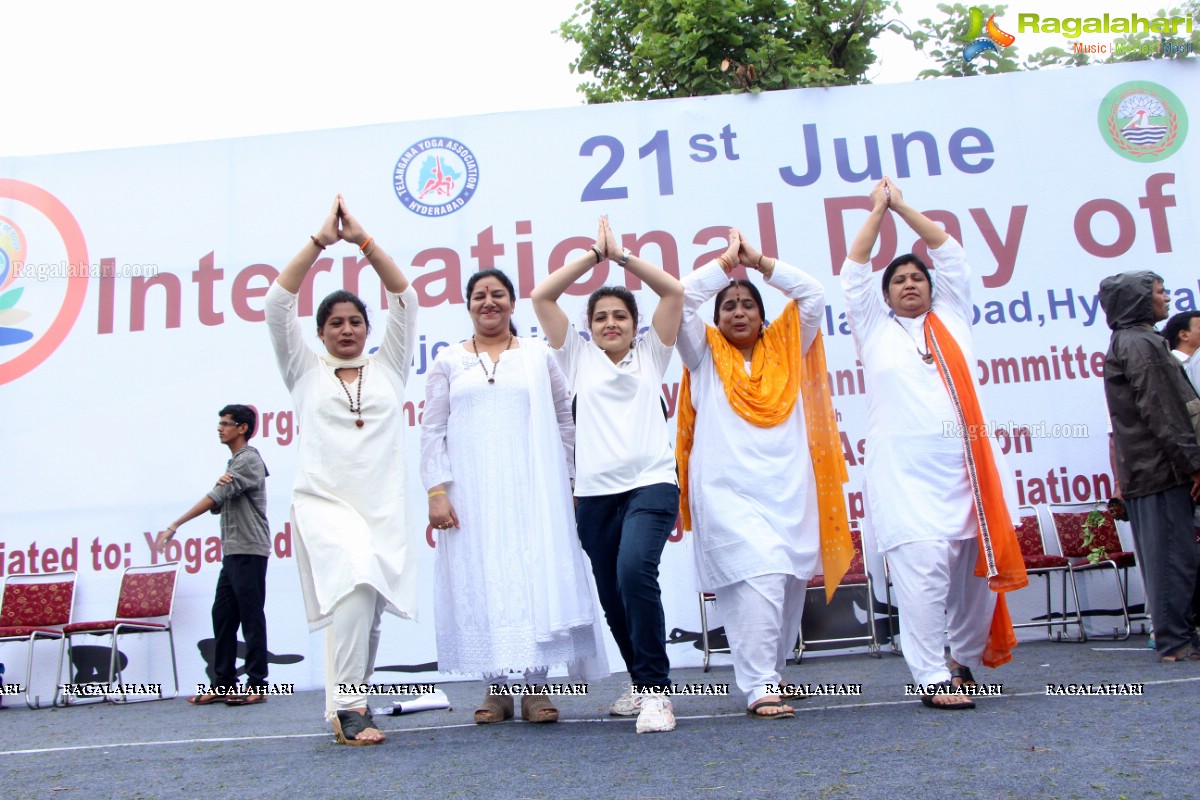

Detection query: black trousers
xmin=212 ymin=554 xmax=269 ymax=688
xmin=1127 ymin=486 xmax=1200 ymax=656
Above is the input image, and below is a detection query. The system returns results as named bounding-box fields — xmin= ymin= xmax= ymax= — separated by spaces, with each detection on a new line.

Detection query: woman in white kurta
xmin=421 ymin=268 xmax=606 ymax=725
xmin=265 ymin=196 xmax=417 ymax=744
xmin=841 ymin=178 xmax=1021 ymax=709
xmin=676 ymin=230 xmax=826 ymax=718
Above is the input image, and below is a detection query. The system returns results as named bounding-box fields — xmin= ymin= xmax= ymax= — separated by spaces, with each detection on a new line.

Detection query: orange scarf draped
xmin=676 ymin=302 xmax=853 ymax=602
xmin=925 ymin=312 xmax=1029 ymax=668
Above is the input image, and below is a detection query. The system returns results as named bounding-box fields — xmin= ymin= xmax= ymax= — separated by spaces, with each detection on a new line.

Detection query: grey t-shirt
xmin=206 ymin=445 xmax=271 ymax=557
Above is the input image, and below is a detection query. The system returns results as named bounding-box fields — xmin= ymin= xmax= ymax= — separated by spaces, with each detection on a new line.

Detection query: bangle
xmin=590 ymin=245 xmax=604 ymax=264
xmin=166 ymin=525 xmax=176 ymax=534
xmin=717 ymin=254 xmax=733 ymax=272
xmin=359 ymin=236 xmax=374 ymax=254
xmin=310 ymin=235 xmax=326 ymax=250
xmin=428 ymin=489 xmax=447 ymax=498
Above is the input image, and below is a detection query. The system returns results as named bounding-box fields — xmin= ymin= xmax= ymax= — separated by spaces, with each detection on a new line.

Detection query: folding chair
xmin=797 ymin=522 xmax=881 ymax=660
xmin=1011 ymin=506 xmax=1081 ymax=641
xmin=1049 ymin=504 xmax=1140 ymax=641
xmin=697 ymin=592 xmax=730 ymax=672
xmin=58 ymin=563 xmax=181 ymax=704
xmin=0 ymin=572 xmax=76 ymax=708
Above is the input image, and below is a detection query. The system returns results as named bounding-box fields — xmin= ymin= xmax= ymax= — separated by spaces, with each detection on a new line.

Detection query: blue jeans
xmin=575 ymin=483 xmax=679 ymax=690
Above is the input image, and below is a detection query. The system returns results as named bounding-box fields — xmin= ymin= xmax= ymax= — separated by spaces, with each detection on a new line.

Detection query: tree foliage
xmin=560 ymin=0 xmax=898 ymax=103
xmin=900 ymin=2 xmax=1200 ymax=79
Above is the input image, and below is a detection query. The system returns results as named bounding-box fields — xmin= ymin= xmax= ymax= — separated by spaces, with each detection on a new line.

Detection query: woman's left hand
xmin=337 ymin=194 xmax=369 ymax=247
xmin=718 ymin=228 xmax=740 ymax=274
xmin=601 ymin=215 xmax=622 ymax=262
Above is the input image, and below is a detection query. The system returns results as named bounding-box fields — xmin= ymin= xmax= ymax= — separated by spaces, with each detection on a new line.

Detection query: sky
xmin=1 ymin=0 xmax=1179 ymax=157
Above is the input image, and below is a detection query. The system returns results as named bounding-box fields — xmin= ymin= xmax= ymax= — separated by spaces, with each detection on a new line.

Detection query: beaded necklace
xmin=472 ymin=334 xmax=513 ymax=384
xmin=336 ymin=366 xmax=365 ymax=427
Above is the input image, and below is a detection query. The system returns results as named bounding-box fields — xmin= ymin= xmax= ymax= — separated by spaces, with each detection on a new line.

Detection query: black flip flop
xmin=747 ymin=700 xmax=795 ymax=719
xmin=333 ymin=709 xmax=385 ymax=745
xmin=920 ymin=680 xmax=975 ymax=710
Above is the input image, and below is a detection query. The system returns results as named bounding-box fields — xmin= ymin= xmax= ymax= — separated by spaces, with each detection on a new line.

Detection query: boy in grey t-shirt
xmin=158 ymin=404 xmax=271 ymax=703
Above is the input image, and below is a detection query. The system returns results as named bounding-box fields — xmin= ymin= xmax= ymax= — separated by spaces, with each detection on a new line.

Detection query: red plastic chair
xmin=0 ymin=571 xmax=76 ymax=708
xmin=1011 ymin=506 xmax=1081 ymax=641
xmin=1049 ymin=504 xmax=1139 ymax=641
xmin=58 ymin=563 xmax=181 ymax=704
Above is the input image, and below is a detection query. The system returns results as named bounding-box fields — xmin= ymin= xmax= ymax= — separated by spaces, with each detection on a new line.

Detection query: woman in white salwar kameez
xmin=421 ymin=268 xmax=606 ymax=725
xmin=841 ymin=178 xmax=1025 ymax=710
xmin=265 ymin=196 xmax=418 ymax=745
xmin=676 ymin=229 xmax=850 ymax=719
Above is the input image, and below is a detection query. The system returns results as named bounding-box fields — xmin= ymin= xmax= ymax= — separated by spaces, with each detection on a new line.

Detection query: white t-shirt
xmin=1172 ymin=348 xmax=1200 ymax=394
xmin=553 ymin=324 xmax=678 ymax=496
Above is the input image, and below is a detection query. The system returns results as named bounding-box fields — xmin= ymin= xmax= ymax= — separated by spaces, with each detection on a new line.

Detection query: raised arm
xmin=887 ymin=180 xmax=949 ymax=251
xmin=531 ymin=217 xmax=606 ymax=349
xmin=677 ymin=232 xmax=740 ymax=370
xmin=841 ymin=180 xmax=893 ymax=350
xmin=337 ymin=195 xmax=409 ymax=295
xmin=603 ymin=217 xmax=684 ymax=346
xmin=738 ymin=230 xmax=825 ymax=354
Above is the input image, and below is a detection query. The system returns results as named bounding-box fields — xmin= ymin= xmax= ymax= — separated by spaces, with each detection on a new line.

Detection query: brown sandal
xmin=474 ymin=693 xmax=514 ymax=724
xmin=520 ymin=691 xmax=559 ymax=723
xmin=332 ymin=708 xmax=385 ymax=745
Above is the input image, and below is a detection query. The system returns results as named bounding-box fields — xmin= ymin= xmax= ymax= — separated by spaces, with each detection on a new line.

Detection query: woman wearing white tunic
xmin=676 ymin=229 xmax=849 ymax=718
xmin=421 ymin=268 xmax=606 ymax=725
xmin=531 ymin=216 xmax=683 ymax=734
xmin=842 ymin=178 xmax=1024 ymax=709
xmin=265 ymin=196 xmax=417 ymax=744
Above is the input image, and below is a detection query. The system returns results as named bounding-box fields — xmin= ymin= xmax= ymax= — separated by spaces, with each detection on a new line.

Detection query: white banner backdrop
xmin=1 ymin=60 xmax=1194 ymax=693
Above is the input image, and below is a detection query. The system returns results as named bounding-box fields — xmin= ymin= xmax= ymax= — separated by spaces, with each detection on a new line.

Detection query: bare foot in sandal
xmin=747 ymin=695 xmax=795 ymax=719
xmin=333 ymin=707 xmax=385 ymax=745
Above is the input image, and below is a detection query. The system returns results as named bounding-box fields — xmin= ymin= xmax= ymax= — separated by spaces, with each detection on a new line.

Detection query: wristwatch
xmin=617 ymin=247 xmax=632 ymax=267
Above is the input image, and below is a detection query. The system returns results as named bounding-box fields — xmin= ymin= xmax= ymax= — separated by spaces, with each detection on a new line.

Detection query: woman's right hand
xmin=428 ymin=492 xmax=460 ymax=531
xmin=870 ymin=178 xmax=891 ymax=213
xmin=313 ymin=196 xmax=340 ymax=247
xmin=718 ymin=228 xmax=741 ymax=274
xmin=600 ymin=215 xmax=621 ymax=261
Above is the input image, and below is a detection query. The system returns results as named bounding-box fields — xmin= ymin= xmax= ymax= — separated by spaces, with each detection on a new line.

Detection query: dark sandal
xmin=949 ymin=665 xmax=977 ymax=688
xmin=920 ymin=681 xmax=975 ymax=710
xmin=474 ymin=694 xmax=514 ymax=724
xmin=332 ymin=709 xmax=385 ymax=745
xmin=520 ymin=692 xmax=559 ymax=723
xmin=747 ymin=700 xmax=795 ymax=719
xmin=227 ymin=693 xmax=267 ymax=706
xmin=187 ymin=692 xmax=224 ymax=706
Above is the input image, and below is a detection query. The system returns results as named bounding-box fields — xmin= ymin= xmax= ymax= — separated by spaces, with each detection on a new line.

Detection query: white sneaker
xmin=635 ymin=695 xmax=676 ymax=733
xmin=609 ymin=685 xmax=641 ymax=716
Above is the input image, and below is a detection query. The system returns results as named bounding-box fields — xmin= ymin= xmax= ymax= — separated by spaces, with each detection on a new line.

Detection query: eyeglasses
xmin=217 ymin=421 xmax=243 ymax=428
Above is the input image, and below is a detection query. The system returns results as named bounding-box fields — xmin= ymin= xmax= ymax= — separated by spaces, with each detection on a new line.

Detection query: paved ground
xmin=0 ymin=635 xmax=1195 ymax=800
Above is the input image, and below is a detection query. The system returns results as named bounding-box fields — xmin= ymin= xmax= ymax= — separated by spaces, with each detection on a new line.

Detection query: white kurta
xmin=419 ymin=339 xmax=607 ymax=678
xmin=265 ymin=282 xmax=419 ymax=629
xmin=677 ymin=260 xmax=825 ymax=591
xmin=841 ymin=238 xmax=1019 ymax=553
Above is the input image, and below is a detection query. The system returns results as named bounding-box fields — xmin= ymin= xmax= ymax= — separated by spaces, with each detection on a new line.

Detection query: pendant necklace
xmin=894 ymin=317 xmax=935 ymax=364
xmin=472 ymin=334 xmax=514 ymax=384
xmin=336 ymin=366 xmax=366 ymax=427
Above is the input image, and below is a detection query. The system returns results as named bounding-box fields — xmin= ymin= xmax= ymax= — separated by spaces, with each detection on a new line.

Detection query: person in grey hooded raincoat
xmin=1099 ymin=270 xmax=1200 ymax=662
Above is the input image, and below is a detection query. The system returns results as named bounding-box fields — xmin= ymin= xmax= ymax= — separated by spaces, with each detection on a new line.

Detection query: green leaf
xmin=0 ymin=287 xmax=23 ymax=311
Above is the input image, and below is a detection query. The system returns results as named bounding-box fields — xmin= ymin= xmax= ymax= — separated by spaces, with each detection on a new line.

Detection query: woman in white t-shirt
xmin=531 ymin=216 xmax=683 ymax=734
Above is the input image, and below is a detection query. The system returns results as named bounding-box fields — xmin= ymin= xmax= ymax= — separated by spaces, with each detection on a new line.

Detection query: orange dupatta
xmin=676 ymin=302 xmax=853 ymax=602
xmin=925 ymin=312 xmax=1029 ymax=668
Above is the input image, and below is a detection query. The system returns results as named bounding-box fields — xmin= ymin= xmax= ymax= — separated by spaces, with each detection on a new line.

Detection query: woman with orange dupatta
xmin=676 ymin=229 xmax=852 ymax=719
xmin=842 ymin=178 xmax=1027 ymax=710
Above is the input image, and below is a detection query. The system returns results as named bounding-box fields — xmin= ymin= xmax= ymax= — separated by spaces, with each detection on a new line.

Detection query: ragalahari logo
xmin=0 ymin=180 xmax=90 ymax=385
xmin=963 ymin=8 xmax=1016 ymax=62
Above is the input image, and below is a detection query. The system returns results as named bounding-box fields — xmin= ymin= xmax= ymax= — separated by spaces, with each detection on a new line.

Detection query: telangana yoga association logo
xmin=0 ymin=180 xmax=89 ymax=385
xmin=1097 ymin=81 xmax=1188 ymax=162
xmin=393 ymin=137 xmax=480 ymax=218
xmin=962 ymin=7 xmax=1016 ymax=63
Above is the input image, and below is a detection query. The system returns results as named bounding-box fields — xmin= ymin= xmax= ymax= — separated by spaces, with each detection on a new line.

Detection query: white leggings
xmin=715 ymin=573 xmax=808 ymax=706
xmin=324 ymin=584 xmax=387 ymax=718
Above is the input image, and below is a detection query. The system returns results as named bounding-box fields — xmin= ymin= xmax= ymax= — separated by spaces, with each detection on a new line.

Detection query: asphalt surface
xmin=1 ymin=635 xmax=1195 ymax=800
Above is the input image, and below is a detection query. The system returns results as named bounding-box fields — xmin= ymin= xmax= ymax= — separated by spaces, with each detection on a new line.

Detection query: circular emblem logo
xmin=0 ymin=180 xmax=89 ymax=385
xmin=393 ymin=138 xmax=479 ymax=217
xmin=1098 ymin=81 xmax=1188 ymax=162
